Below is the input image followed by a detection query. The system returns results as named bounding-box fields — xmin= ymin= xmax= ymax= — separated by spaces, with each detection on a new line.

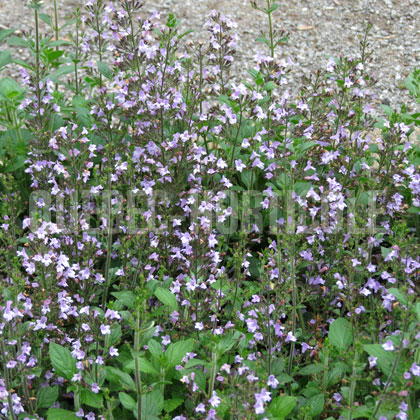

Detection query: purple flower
xmin=382 ymin=340 xmax=394 ymax=351
xmin=285 ymin=332 xmax=297 ymax=343
xmin=91 ymin=383 xmax=100 ymax=394
xmin=208 ymin=391 xmax=221 ymax=408
xmin=254 ymin=388 xmax=271 ymax=414
xmin=100 ymin=325 xmax=111 ymax=335
xmin=410 ymin=362 xmax=420 ymax=376
xmin=195 ymin=403 xmax=205 ymax=413
xmin=267 ymin=375 xmax=279 ymax=389
xmin=109 ymin=346 xmax=119 ymax=357
xmin=368 ymin=356 xmax=377 ymax=368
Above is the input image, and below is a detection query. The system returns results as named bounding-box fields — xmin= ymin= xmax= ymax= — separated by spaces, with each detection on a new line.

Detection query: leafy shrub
xmin=0 ymin=1 xmax=419 ymax=420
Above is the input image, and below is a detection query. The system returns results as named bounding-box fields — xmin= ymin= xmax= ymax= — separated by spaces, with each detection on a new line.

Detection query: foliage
xmin=0 ymin=1 xmax=419 ymax=420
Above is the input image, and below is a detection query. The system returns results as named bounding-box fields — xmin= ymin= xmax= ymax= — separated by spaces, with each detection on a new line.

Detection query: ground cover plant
xmin=0 ymin=0 xmax=419 ymax=419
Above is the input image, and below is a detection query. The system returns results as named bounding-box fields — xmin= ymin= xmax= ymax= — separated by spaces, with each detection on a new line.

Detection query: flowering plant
xmin=0 ymin=1 xmax=419 ymax=419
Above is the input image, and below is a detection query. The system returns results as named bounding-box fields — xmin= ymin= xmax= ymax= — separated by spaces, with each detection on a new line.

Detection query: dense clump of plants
xmin=0 ymin=0 xmax=419 ymax=419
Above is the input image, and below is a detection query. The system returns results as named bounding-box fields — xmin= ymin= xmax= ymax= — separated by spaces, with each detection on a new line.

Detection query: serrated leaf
xmin=267 ymin=3 xmax=280 ymax=12
xmin=105 ymin=367 xmax=136 ymax=392
xmin=147 ymin=339 xmax=163 ymax=358
xmin=0 ymin=29 xmax=17 ymax=44
xmin=134 ymin=390 xmax=163 ymax=420
xmin=111 ymin=291 xmax=136 ymax=309
xmin=263 ymin=81 xmax=276 ymax=91
xmin=388 ymin=288 xmax=408 ymax=307
xmin=165 ymin=339 xmax=194 ymax=366
xmin=163 ymin=398 xmax=183 ymax=413
xmin=37 ymin=386 xmax=58 ymax=409
xmin=154 ymin=287 xmax=178 ymax=311
xmin=49 ymin=342 xmax=76 ymax=380
xmin=298 ymin=364 xmax=324 ymax=376
xmin=98 ymin=61 xmax=113 ymax=80
xmin=49 ymin=64 xmax=75 ymax=82
xmin=328 ymin=318 xmax=353 ymax=350
xmin=39 ymin=13 xmax=52 ymax=27
xmin=49 ymin=40 xmax=72 ymax=47
xmin=126 ymin=357 xmax=159 ymax=375
xmin=363 ymin=344 xmax=400 ymax=377
xmin=308 ymin=394 xmax=324 ymax=416
xmin=270 ymin=395 xmax=297 ymax=418
xmin=415 ymin=303 xmax=420 ymax=322
xmin=340 ymin=405 xmax=372 ymax=419
xmin=7 ymin=36 xmax=29 ymax=47
xmin=119 ymin=392 xmax=136 ymax=411
xmin=81 ymin=389 xmax=103 ymax=408
xmin=0 ymin=51 xmax=13 ymax=69
xmin=47 ymin=408 xmax=79 ymax=420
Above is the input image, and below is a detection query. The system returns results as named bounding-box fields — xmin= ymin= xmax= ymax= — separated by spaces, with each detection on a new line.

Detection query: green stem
xmin=101 ymin=176 xmax=113 ymax=308
xmin=1 ymin=342 xmax=17 ymax=420
xmin=208 ymin=351 xmax=218 ymax=398
xmin=348 ymin=350 xmax=358 ymax=420
xmin=371 ymin=316 xmax=408 ymax=419
xmin=34 ymin=8 xmax=41 ymax=114
xmin=266 ymin=0 xmax=275 ymax=58
xmin=134 ymin=309 xmax=143 ymax=420
xmin=287 ymin=243 xmax=297 ymax=378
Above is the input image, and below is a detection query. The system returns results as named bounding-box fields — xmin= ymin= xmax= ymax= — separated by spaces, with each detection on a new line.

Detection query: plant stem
xmin=371 ymin=316 xmax=408 ymax=419
xmin=266 ymin=0 xmax=275 ymax=58
xmin=102 ymin=177 xmax=113 ymax=308
xmin=287 ymin=249 xmax=297 ymax=377
xmin=208 ymin=351 xmax=218 ymax=398
xmin=134 ymin=308 xmax=143 ymax=420
xmin=347 ymin=350 xmax=358 ymax=420
xmin=34 ymin=8 xmax=41 ymax=115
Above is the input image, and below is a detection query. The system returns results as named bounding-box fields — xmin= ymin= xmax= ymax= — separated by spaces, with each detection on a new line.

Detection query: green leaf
xmin=49 ymin=342 xmax=76 ymax=380
xmin=0 ymin=29 xmax=17 ymax=44
xmin=47 ymin=409 xmax=79 ymax=420
xmin=256 ymin=35 xmax=270 ymax=47
xmin=0 ymin=77 xmax=25 ymax=101
xmin=165 ymin=339 xmax=195 ymax=366
xmin=119 ymin=392 xmax=136 ymax=411
xmin=49 ymin=64 xmax=75 ymax=82
xmin=134 ymin=390 xmax=163 ymax=420
xmin=111 ymin=291 xmax=136 ymax=309
xmin=39 ymin=13 xmax=52 ymax=27
xmin=308 ymin=394 xmax=324 ymax=416
xmin=363 ymin=344 xmax=400 ymax=377
xmin=109 ymin=325 xmax=122 ymax=347
xmin=298 ymin=364 xmax=324 ymax=376
xmin=388 ymin=288 xmax=408 ymax=307
xmin=154 ymin=287 xmax=178 ymax=311
xmin=97 ymin=61 xmax=113 ymax=80
xmin=49 ymin=40 xmax=72 ymax=47
xmin=105 ymin=367 xmax=136 ymax=392
xmin=81 ymin=389 xmax=103 ymax=408
xmin=147 ymin=339 xmax=163 ymax=358
xmin=37 ymin=386 xmax=58 ymax=409
xmin=248 ymin=68 xmax=264 ymax=86
xmin=0 ymin=51 xmax=13 ymax=69
xmin=267 ymin=2 xmax=280 ymax=12
xmin=263 ymin=81 xmax=276 ymax=91
xmin=126 ymin=357 xmax=159 ymax=375
xmin=328 ymin=318 xmax=353 ymax=350
xmin=415 ymin=302 xmax=420 ymax=322
xmin=340 ymin=405 xmax=372 ymax=419
xmin=163 ymin=398 xmax=183 ymax=413
xmin=7 ymin=36 xmax=29 ymax=47
xmin=270 ymin=395 xmax=297 ymax=418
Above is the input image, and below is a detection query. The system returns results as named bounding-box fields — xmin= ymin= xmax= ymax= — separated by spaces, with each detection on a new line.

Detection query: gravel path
xmin=0 ymin=0 xmax=419 ymax=111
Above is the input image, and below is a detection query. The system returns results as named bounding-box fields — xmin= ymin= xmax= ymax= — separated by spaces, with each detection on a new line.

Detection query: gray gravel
xmin=1 ymin=0 xmax=419 ymax=111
